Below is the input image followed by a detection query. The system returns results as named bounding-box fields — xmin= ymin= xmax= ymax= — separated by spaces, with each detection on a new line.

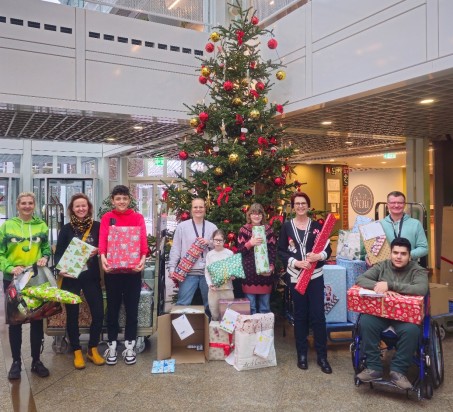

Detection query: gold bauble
xmin=232 ymin=97 xmax=243 ymax=106
xmin=250 ymin=109 xmax=260 ymax=119
xmin=189 ymin=118 xmax=200 ymax=127
xmin=241 ymin=78 xmax=249 ymax=86
xmin=276 ymin=70 xmax=286 ymax=80
xmin=228 ymin=153 xmax=239 ymax=164
xmin=210 ymin=32 xmax=221 ymax=42
xmin=201 ymin=67 xmax=211 ymax=77
xmin=261 ymin=96 xmax=268 ymax=104
xmin=253 ymin=149 xmax=262 ymax=157
xmin=214 ymin=167 xmax=224 ymax=176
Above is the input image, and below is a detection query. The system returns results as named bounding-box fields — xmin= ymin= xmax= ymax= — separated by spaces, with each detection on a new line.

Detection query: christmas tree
xmin=164 ymin=0 xmax=301 ymax=247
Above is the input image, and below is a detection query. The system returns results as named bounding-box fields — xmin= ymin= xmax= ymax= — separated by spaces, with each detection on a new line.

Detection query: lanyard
xmin=389 ymin=214 xmax=404 ymax=239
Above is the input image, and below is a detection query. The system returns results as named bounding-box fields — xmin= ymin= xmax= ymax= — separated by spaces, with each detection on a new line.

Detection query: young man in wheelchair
xmin=355 ymin=237 xmax=428 ymax=390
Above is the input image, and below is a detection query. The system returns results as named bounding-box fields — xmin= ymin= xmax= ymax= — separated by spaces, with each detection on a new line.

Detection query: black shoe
xmin=8 ymin=360 xmax=21 ymax=380
xmin=317 ymin=358 xmax=332 ymax=374
xmin=297 ymin=355 xmax=308 ymax=370
xmin=31 ymin=360 xmax=49 ymax=378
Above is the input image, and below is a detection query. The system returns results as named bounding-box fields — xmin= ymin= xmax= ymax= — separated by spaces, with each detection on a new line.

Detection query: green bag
xmin=207 ymin=253 xmax=246 ymax=288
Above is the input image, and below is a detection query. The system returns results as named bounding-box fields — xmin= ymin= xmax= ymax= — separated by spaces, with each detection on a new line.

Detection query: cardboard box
xmin=440 ymin=258 xmax=453 ymax=288
xmin=429 ymin=283 xmax=450 ymax=316
xmin=347 ymin=285 xmax=424 ymax=325
xmin=157 ymin=306 xmax=209 ymax=363
xmin=218 ymin=298 xmax=250 ymax=319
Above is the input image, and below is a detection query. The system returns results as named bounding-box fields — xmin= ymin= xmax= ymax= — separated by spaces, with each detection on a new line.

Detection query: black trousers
xmin=290 ymin=275 xmax=328 ymax=360
xmin=3 ymin=279 xmax=44 ymax=362
xmin=61 ymin=271 xmax=104 ymax=351
xmin=104 ymin=273 xmax=141 ymax=342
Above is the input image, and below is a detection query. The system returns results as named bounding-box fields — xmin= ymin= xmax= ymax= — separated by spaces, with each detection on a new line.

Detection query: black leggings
xmin=61 ymin=271 xmax=104 ymax=351
xmin=3 ymin=279 xmax=44 ymax=362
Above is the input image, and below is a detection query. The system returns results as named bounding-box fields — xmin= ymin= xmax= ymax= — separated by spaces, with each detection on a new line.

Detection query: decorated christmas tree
xmin=164 ymin=1 xmax=302 ymax=247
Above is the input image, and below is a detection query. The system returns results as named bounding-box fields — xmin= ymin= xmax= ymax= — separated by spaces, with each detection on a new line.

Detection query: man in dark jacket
xmin=355 ymin=237 xmax=428 ymax=390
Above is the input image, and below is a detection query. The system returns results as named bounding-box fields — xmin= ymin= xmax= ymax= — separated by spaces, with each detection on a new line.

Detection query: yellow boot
xmin=73 ymin=349 xmax=86 ymax=370
xmin=87 ymin=347 xmax=106 ymax=366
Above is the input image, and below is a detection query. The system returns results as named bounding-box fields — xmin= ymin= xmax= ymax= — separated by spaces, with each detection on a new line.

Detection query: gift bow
xmin=269 ymin=215 xmax=283 ymax=226
xmin=209 ymin=334 xmax=234 ymax=356
xmin=216 ymin=186 xmax=232 ymax=206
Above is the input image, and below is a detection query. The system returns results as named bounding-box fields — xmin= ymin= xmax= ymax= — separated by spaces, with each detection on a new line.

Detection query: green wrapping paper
xmin=252 ymin=225 xmax=270 ymax=275
xmin=207 ymin=253 xmax=246 ymax=288
xmin=22 ymin=283 xmax=82 ymax=304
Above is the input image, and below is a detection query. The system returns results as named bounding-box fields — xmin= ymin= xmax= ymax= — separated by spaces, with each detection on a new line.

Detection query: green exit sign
xmin=383 ymin=153 xmax=396 ymax=159
xmin=154 ymin=157 xmax=164 ymax=166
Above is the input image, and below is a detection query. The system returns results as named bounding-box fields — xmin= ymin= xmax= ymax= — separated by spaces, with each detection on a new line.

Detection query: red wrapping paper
xmin=295 ymin=213 xmax=337 ymax=295
xmin=171 ymin=238 xmax=207 ymax=282
xmin=107 ymin=226 xmax=141 ymax=273
xmin=347 ymin=285 xmax=424 ymax=325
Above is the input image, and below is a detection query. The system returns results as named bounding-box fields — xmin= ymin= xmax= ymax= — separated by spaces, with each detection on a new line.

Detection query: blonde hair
xmin=16 ymin=192 xmax=36 ymax=207
xmin=246 ymin=203 xmax=267 ymax=224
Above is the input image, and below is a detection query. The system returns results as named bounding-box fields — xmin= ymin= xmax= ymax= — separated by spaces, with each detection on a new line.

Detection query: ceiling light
xmin=419 ymin=98 xmax=434 ymax=105
xmin=168 ymin=0 xmax=181 ymax=10
xmin=133 ymin=125 xmax=143 ymax=131
xmin=329 ymin=159 xmax=335 ymax=162
xmin=321 ymin=121 xmax=332 ymax=125
xmin=345 ymin=141 xmax=353 ymax=144
xmin=105 ymin=137 xmax=116 ymax=142
xmin=356 ymin=163 xmax=362 ymax=166
xmin=381 ymin=161 xmax=387 ymax=164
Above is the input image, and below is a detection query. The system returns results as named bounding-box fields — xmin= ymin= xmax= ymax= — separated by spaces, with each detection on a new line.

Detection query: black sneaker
xmin=8 ymin=360 xmax=21 ymax=380
xmin=31 ymin=360 xmax=49 ymax=378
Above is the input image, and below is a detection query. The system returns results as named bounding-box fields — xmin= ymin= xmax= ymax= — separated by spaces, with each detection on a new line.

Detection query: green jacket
xmin=356 ymin=259 xmax=428 ymax=296
xmin=0 ymin=216 xmax=51 ymax=281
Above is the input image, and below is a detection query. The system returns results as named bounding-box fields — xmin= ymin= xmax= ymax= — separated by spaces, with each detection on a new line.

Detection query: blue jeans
xmin=176 ymin=274 xmax=209 ymax=310
xmin=245 ymin=293 xmax=271 ymax=314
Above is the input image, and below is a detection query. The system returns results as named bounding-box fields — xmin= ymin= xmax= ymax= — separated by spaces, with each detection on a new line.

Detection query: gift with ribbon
xmin=208 ymin=321 xmax=234 ymax=360
xmin=171 ymin=238 xmax=207 ymax=282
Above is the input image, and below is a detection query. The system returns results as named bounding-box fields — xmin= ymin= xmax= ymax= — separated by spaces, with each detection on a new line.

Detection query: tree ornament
xmin=223 ymin=81 xmax=234 ymax=92
xmin=180 ymin=211 xmax=190 ymax=221
xmin=244 ymin=189 xmax=253 ymax=197
xmin=214 ymin=167 xmax=223 ymax=176
xmin=276 ymin=104 xmax=284 ymax=114
xmin=267 ymin=38 xmax=278 ymax=49
xmin=205 ymin=42 xmax=215 ymax=53
xmin=217 ymin=185 xmax=233 ymax=206
xmin=199 ymin=112 xmax=209 ymax=122
xmin=239 ymin=133 xmax=247 ymax=142
xmin=235 ymin=114 xmax=244 ymax=125
xmin=255 ymin=81 xmax=265 ymax=92
xmin=249 ymin=90 xmax=259 ymax=99
xmin=251 ymin=16 xmax=259 ymax=25
xmin=269 ymin=136 xmax=278 ymax=145
xmin=231 ymin=246 xmax=238 ymax=253
xmin=201 ymin=67 xmax=211 ymax=77
xmin=178 ymin=150 xmax=189 ymax=160
xmin=227 ymin=232 xmax=236 ymax=242
xmin=241 ymin=206 xmax=249 ymax=214
xmin=270 ymin=146 xmax=277 ymax=155
xmin=276 ymin=70 xmax=286 ymax=80
xmin=257 ymin=136 xmax=268 ymax=146
xmin=236 ymin=30 xmax=245 ymax=45
xmin=317 ymin=218 xmax=325 ymax=226
xmin=232 ymin=97 xmax=243 ymax=106
xmin=196 ymin=123 xmax=205 ymax=134
xmin=249 ymin=61 xmax=257 ymax=69
xmin=228 ymin=153 xmax=239 ymax=164
xmin=223 ymin=219 xmax=230 ymax=224
xmin=224 ymin=243 xmax=230 ymax=249
xmin=250 ymin=109 xmax=260 ymax=119
xmin=261 ymin=96 xmax=268 ymax=104
xmin=241 ymin=78 xmax=249 ymax=86
xmin=199 ymin=75 xmax=208 ymax=84
xmin=274 ymin=176 xmax=284 ymax=186
xmin=253 ymin=149 xmax=262 ymax=157
xmin=210 ymin=32 xmax=220 ymax=42
xmin=189 ymin=118 xmax=200 ymax=127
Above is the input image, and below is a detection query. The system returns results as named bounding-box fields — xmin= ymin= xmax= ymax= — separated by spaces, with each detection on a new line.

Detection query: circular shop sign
xmin=350 ymin=184 xmax=374 ymax=215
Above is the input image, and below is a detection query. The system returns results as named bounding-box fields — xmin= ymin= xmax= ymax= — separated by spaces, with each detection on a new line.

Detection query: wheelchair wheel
xmin=429 ymin=321 xmax=444 ymax=388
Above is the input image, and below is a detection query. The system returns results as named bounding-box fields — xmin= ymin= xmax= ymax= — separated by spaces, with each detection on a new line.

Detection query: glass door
xmin=0 ymin=177 xmax=19 ymax=225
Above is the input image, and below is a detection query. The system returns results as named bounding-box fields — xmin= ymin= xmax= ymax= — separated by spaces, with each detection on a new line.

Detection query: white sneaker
xmin=104 ymin=341 xmax=117 ymax=365
xmin=122 ymin=340 xmax=137 ymax=365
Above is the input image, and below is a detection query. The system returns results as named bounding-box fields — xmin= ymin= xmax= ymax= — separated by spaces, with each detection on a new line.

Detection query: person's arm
xmin=355 ymin=263 xmax=383 ymax=289
xmin=237 ymin=226 xmax=255 ymax=256
xmin=54 ymin=225 xmax=71 ymax=266
xmin=388 ymin=266 xmax=429 ymax=296
xmin=266 ymin=225 xmax=277 ymax=272
xmin=0 ymin=224 xmax=14 ymax=275
xmin=99 ymin=214 xmax=111 ymax=272
xmin=204 ymin=251 xmax=213 ymax=287
xmin=36 ymin=221 xmax=51 ymax=267
xmin=411 ymin=221 xmax=428 ymax=260
xmin=168 ymin=224 xmax=183 ymax=274
xmin=277 ymin=223 xmax=292 ymax=268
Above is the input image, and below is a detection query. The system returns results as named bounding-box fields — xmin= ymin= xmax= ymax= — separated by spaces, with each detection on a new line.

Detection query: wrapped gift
xmin=358 ymin=222 xmax=391 ymax=265
xmin=171 ymin=238 xmax=207 ymax=282
xmin=336 ymin=258 xmax=367 ymax=323
xmin=119 ymin=282 xmax=153 ymax=328
xmin=252 ymin=225 xmax=270 ymax=275
xmin=208 ymin=321 xmax=234 ymax=360
xmin=22 ymin=283 xmax=82 ymax=304
xmin=351 ymin=216 xmax=373 ymax=233
xmin=47 ymin=293 xmax=93 ymax=328
xmin=295 ymin=214 xmax=337 ymax=295
xmin=336 ymin=230 xmax=364 ymax=261
xmin=219 ymin=298 xmax=251 ymax=319
xmin=107 ymin=226 xmax=141 ymax=272
xmin=323 ymin=265 xmax=347 ymax=323
xmin=207 ymin=253 xmax=246 ymax=288
xmin=347 ymin=285 xmax=424 ymax=325
xmin=56 ymin=237 xmax=96 ymax=278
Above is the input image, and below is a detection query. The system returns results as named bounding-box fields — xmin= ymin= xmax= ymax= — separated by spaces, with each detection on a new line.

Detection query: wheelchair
xmin=350 ymin=295 xmax=444 ymax=400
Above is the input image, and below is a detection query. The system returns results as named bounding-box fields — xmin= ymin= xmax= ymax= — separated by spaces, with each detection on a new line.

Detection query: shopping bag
xmin=336 ymin=230 xmax=363 ymax=260
xmin=207 ymin=253 xmax=246 ymax=288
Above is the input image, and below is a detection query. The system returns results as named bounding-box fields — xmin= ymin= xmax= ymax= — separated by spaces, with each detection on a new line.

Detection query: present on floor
xmin=252 ymin=225 xmax=270 ymax=274
xmin=218 ymin=298 xmax=251 ymax=319
xmin=208 ymin=321 xmax=234 ymax=360
xmin=107 ymin=226 xmax=141 ymax=272
xmin=347 ymin=285 xmax=424 ymax=325
xmin=55 ymin=237 xmax=97 ymax=278
xmin=119 ymin=282 xmax=153 ymax=328
xmin=336 ymin=257 xmax=368 ymax=323
xmin=323 ymin=265 xmax=347 ymax=323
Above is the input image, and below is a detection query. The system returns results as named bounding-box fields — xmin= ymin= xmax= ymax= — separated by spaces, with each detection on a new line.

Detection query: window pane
xmin=167 ymin=159 xmax=182 ymax=177
xmin=32 ymin=155 xmax=53 ymax=174
xmin=128 ymin=158 xmax=144 ymax=177
xmin=57 ymin=156 xmax=77 ymax=174
xmin=147 ymin=158 xmax=164 ymax=177
xmin=0 ymin=154 xmax=20 ymax=173
xmin=109 ymin=158 xmax=119 ymax=181
xmin=82 ymin=157 xmax=97 ymax=174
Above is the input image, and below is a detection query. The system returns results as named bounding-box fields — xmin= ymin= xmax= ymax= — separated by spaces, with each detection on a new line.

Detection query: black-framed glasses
xmin=294 ymin=202 xmax=308 ymax=207
xmin=213 ymin=239 xmax=224 ymax=243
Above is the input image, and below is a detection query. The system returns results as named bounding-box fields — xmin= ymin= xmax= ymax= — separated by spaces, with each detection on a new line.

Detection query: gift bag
xmin=171 ymin=238 xmax=207 ymax=282
xmin=207 ymin=253 xmax=246 ymax=288
xmin=107 ymin=226 xmax=141 ymax=272
xmin=252 ymin=225 xmax=270 ymax=275
xmin=233 ymin=313 xmax=277 ymax=371
xmin=336 ymin=230 xmax=363 ymax=260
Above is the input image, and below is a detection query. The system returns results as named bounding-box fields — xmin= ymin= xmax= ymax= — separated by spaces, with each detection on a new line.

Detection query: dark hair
xmin=68 ymin=193 xmax=93 ymax=218
xmin=390 ymin=237 xmax=411 ymax=253
xmin=290 ymin=192 xmax=311 ymax=208
xmin=212 ymin=229 xmax=225 ymax=240
xmin=111 ymin=185 xmax=130 ymax=199
xmin=387 ymin=191 xmax=406 ymax=202
xmin=246 ymin=203 xmax=267 ymax=224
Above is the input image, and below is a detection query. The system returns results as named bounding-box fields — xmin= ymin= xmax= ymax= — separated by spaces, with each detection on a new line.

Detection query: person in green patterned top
xmin=0 ymin=192 xmax=51 ymax=380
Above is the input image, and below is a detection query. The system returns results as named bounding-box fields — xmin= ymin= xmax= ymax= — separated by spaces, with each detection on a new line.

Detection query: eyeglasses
xmin=294 ymin=202 xmax=308 ymax=207
xmin=213 ymin=239 xmax=224 ymax=243
xmin=250 ymin=212 xmax=262 ymax=216
xmin=192 ymin=206 xmax=205 ymax=209
xmin=388 ymin=202 xmax=405 ymax=206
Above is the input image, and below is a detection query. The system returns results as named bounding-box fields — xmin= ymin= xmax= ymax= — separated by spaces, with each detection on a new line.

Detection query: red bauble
xmin=250 ymin=61 xmax=257 ymax=69
xmin=199 ymin=76 xmax=208 ymax=84
xmin=180 ymin=211 xmax=190 ymax=221
xmin=205 ymin=42 xmax=214 ymax=53
xmin=227 ymin=232 xmax=236 ymax=242
xmin=255 ymin=81 xmax=265 ymax=92
xmin=251 ymin=16 xmax=259 ymax=25
xmin=249 ymin=90 xmax=259 ymax=99
xmin=269 ymin=136 xmax=278 ymax=145
xmin=223 ymin=81 xmax=234 ymax=92
xmin=223 ymin=219 xmax=230 ymax=224
xmin=224 ymin=243 xmax=230 ymax=249
xmin=268 ymin=38 xmax=278 ymax=49
xmin=199 ymin=112 xmax=209 ymax=122
xmin=257 ymin=136 xmax=268 ymax=146
xmin=196 ymin=124 xmax=205 ymax=134
xmin=274 ymin=176 xmax=285 ymax=186
xmin=241 ymin=206 xmax=248 ymax=213
xmin=178 ymin=150 xmax=189 ymax=160
xmin=244 ymin=189 xmax=253 ymax=197
xmin=276 ymin=104 xmax=284 ymax=114
xmin=317 ymin=218 xmax=325 ymax=226
xmin=239 ymin=133 xmax=247 ymax=142
xmin=231 ymin=246 xmax=238 ymax=254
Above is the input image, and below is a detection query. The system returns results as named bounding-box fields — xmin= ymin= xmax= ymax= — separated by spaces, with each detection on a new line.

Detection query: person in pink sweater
xmin=99 ymin=185 xmax=147 ymax=366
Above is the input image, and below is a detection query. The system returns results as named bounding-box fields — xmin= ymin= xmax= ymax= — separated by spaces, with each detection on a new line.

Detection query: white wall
xmin=348 ymin=168 xmax=404 ymax=226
